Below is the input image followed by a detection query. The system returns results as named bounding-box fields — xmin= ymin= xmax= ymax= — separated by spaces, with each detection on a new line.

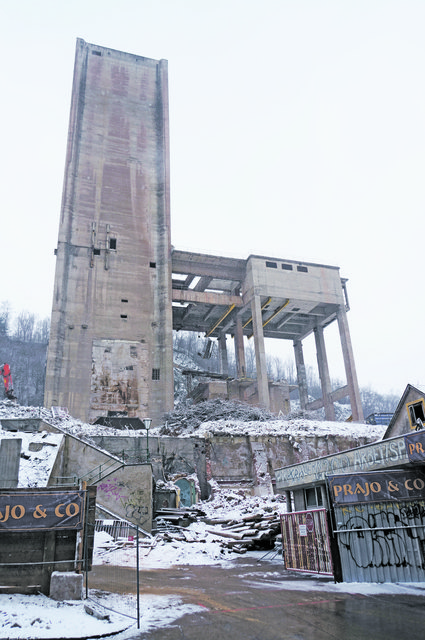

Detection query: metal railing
xmin=78 ymin=459 xmax=124 ymax=485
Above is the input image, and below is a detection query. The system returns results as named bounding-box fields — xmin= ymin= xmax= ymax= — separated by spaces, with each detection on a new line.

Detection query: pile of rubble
xmin=204 ymin=509 xmax=282 ymax=552
xmin=154 ymin=501 xmax=283 ymax=552
xmin=159 ymin=398 xmax=277 ymax=436
xmin=94 ymin=488 xmax=287 ymax=565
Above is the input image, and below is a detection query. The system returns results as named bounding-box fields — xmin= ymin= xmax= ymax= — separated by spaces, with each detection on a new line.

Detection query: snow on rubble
xmin=0 ymin=398 xmax=405 ymax=640
xmin=0 ymin=398 xmax=387 ymax=488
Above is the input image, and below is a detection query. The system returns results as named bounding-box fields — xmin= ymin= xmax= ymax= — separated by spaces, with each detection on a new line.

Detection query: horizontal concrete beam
xmin=172 ymin=250 xmax=246 ymax=281
xmin=172 ymin=289 xmax=243 ymax=307
xmin=306 ymin=385 xmax=349 ymax=411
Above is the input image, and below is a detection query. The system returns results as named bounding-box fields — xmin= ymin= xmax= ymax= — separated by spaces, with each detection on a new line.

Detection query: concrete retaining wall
xmin=88 ymin=431 xmax=378 ymax=498
xmin=43 ymin=425 xmax=153 ymax=532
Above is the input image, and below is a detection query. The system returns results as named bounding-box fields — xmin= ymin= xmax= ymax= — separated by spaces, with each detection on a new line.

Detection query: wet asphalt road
xmin=89 ymin=558 xmax=425 ymax=640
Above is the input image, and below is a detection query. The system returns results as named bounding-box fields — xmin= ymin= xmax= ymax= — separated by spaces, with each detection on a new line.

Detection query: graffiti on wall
xmin=97 ymin=476 xmax=149 ymax=527
xmin=336 ymin=500 xmax=425 ymax=570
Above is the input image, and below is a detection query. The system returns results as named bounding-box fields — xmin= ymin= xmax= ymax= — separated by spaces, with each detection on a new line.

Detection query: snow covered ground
xmin=2 ymin=543 xmax=425 ymax=640
xmin=2 ymin=488 xmax=425 ymax=639
xmin=0 ymin=400 xmax=400 ymax=639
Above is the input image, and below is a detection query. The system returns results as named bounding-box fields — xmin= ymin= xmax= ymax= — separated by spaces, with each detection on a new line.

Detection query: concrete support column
xmin=320 ymin=484 xmax=329 ymax=510
xmin=218 ymin=333 xmax=229 ymax=377
xmin=293 ymin=339 xmax=309 ymax=410
xmin=234 ymin=314 xmax=246 ymax=378
xmin=314 ymin=326 xmax=335 ymax=421
xmin=0 ymin=438 xmax=22 ymax=488
xmin=250 ymin=295 xmax=270 ymax=409
xmin=337 ymin=305 xmax=364 ymax=422
xmin=285 ymin=490 xmax=293 ymax=513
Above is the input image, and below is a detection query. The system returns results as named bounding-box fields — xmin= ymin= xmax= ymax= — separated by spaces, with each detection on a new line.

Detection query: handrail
xmin=79 ymin=458 xmax=125 ymax=484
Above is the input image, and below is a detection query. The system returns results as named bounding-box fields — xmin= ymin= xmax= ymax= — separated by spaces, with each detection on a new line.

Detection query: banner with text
xmin=328 ymin=469 xmax=425 ymax=505
xmin=0 ymin=490 xmax=84 ymax=530
xmin=404 ymin=431 xmax=425 ymax=462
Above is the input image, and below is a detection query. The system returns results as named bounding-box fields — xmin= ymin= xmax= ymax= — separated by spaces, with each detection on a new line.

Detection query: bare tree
xmin=13 ymin=311 xmax=35 ymax=342
xmin=33 ymin=317 xmax=50 ymax=344
xmin=0 ymin=301 xmax=11 ymax=336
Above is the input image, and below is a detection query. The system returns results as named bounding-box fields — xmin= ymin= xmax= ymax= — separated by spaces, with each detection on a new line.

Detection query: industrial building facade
xmin=44 ymin=39 xmax=174 ymax=425
xmin=45 ymin=39 xmax=363 ymax=426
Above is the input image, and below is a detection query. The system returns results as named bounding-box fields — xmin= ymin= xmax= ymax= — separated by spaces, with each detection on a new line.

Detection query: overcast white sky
xmin=1 ymin=0 xmax=425 ymax=397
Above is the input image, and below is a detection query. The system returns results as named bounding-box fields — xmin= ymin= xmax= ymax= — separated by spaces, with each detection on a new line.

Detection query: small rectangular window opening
xmin=93 ymin=248 xmax=101 ymax=256
xmin=266 ymin=261 xmax=277 ymax=269
xmin=92 ymin=50 xmax=102 ymax=56
xmin=121 ymin=299 xmax=128 ymax=303
xmin=297 ymin=265 xmax=308 ymax=273
xmin=150 ymin=262 xmax=156 ymax=268
xmin=109 ymin=238 xmax=117 ymax=250
xmin=408 ymin=401 xmax=425 ymax=428
xmin=305 ymin=487 xmax=323 ymax=508
xmin=120 ymin=314 xmax=128 ymax=320
xmin=152 ymin=368 xmax=160 ymax=380
xmin=282 ymin=263 xmax=293 ymax=271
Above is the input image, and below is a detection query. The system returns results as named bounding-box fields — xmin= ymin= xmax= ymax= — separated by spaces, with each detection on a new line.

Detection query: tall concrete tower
xmin=44 ymin=39 xmax=173 ymax=425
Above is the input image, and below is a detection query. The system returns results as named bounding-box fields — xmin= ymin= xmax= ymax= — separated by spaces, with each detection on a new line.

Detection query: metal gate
xmin=280 ymin=509 xmax=333 ymax=576
xmin=334 ymin=500 xmax=425 ymax=583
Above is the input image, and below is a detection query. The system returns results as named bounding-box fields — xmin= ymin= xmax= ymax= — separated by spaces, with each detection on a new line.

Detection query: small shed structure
xmin=383 ymin=384 xmax=425 ymax=437
xmin=0 ymin=485 xmax=96 ymax=594
xmin=275 ymin=418 xmax=425 ymax=583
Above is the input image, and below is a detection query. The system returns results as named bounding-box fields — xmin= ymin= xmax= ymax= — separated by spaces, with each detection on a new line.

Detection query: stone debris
xmin=205 ymin=510 xmax=282 ymax=552
xmin=160 ymin=398 xmax=276 ymax=436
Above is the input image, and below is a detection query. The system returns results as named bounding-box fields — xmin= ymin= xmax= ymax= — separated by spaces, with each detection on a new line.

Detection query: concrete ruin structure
xmin=45 ymin=39 xmax=364 ymax=425
xmin=44 ymin=39 xmax=173 ymax=425
xmin=172 ymin=251 xmax=363 ymax=422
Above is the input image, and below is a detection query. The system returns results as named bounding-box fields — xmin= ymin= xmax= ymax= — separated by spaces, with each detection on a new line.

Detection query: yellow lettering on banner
xmin=33 ymin=505 xmax=47 ymax=518
xmin=370 ymin=482 xmax=381 ymax=493
xmin=0 ymin=505 xmax=10 ymax=522
xmin=11 ymin=505 xmax=25 ymax=519
xmin=333 ymin=485 xmax=343 ymax=498
xmin=66 ymin=503 xmax=79 ymax=517
xmin=388 ymin=481 xmax=399 ymax=492
xmin=55 ymin=504 xmax=65 ymax=517
xmin=413 ymin=478 xmax=425 ymax=491
xmin=354 ymin=483 xmax=366 ymax=495
xmin=405 ymin=479 xmax=413 ymax=491
xmin=416 ymin=442 xmax=425 ymax=454
xmin=55 ymin=503 xmax=80 ymax=518
xmin=409 ymin=443 xmax=416 ymax=455
xmin=343 ymin=484 xmax=354 ymax=496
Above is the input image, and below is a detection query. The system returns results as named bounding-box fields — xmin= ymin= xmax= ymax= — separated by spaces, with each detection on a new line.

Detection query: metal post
xmin=84 ymin=488 xmax=89 ymax=599
xmin=143 ymin=418 xmax=152 ymax=463
xmin=136 ymin=526 xmax=140 ymax=628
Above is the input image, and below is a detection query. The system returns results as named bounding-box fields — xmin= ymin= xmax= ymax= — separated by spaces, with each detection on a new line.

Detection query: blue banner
xmin=0 ymin=490 xmax=84 ymax=530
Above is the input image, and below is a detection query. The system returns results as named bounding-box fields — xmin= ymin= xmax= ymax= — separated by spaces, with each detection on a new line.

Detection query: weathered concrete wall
xmin=44 ymin=426 xmax=152 ymax=532
xmin=88 ymin=432 xmax=379 ymax=498
xmin=44 ymin=38 xmax=173 ymax=426
xmin=0 ymin=418 xmax=41 ymax=432
xmin=95 ymin=465 xmax=152 ymax=532
xmin=0 ymin=438 xmax=22 ymax=488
